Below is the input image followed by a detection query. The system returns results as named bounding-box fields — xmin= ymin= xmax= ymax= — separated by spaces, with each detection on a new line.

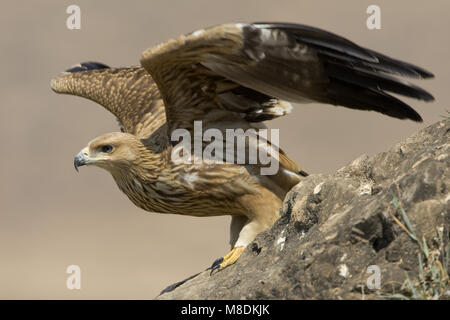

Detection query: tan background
xmin=0 ymin=0 xmax=448 ymax=299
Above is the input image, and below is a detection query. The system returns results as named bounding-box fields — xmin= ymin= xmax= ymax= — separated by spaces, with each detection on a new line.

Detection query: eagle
xmin=51 ymin=22 xmax=434 ymax=273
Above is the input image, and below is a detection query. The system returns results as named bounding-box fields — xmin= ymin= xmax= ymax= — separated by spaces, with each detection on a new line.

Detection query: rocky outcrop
xmin=158 ymin=119 xmax=450 ymax=300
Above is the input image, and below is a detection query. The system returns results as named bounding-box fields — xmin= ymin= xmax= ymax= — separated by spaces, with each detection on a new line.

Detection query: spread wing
xmin=50 ymin=62 xmax=166 ymax=138
xmin=140 ymin=22 xmax=434 ymax=135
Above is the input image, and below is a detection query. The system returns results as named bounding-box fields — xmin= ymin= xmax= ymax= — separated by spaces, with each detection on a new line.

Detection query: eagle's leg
xmin=210 ymin=215 xmax=269 ymax=274
xmin=210 ymin=187 xmax=282 ymax=274
xmin=210 ymin=246 xmax=245 ymax=274
xmin=229 ymin=215 xmax=249 ymax=247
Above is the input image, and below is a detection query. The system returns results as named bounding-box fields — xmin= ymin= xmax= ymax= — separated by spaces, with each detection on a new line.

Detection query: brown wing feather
xmin=51 ymin=65 xmax=166 ymax=138
xmin=139 ymin=23 xmax=324 ymax=135
xmin=140 ymin=24 xmax=300 ymax=135
xmin=141 ymin=22 xmax=433 ymax=127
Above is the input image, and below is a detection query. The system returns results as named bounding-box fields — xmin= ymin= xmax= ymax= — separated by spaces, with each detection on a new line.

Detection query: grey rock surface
xmin=157 ymin=119 xmax=450 ymax=299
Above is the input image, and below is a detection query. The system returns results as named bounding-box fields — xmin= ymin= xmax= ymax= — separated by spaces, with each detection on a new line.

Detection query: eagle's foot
xmin=210 ymin=246 xmax=245 ymax=275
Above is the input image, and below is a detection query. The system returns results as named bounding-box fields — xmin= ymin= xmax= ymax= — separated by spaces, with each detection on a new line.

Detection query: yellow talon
xmin=211 ymin=246 xmax=245 ymax=274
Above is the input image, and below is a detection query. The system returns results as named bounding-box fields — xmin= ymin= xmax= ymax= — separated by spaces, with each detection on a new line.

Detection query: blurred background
xmin=0 ymin=0 xmax=448 ymax=299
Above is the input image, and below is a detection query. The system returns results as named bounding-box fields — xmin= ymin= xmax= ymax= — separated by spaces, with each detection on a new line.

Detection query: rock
xmin=157 ymin=120 xmax=450 ymax=300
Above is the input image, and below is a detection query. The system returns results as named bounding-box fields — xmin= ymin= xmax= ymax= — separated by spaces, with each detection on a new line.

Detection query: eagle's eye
xmin=101 ymin=145 xmax=114 ymax=154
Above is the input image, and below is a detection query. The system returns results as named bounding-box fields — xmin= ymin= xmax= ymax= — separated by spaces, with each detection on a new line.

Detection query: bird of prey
xmin=51 ymin=22 xmax=434 ymax=273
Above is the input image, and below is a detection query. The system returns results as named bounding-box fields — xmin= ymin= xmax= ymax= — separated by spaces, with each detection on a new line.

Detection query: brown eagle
xmin=51 ymin=22 xmax=433 ymax=273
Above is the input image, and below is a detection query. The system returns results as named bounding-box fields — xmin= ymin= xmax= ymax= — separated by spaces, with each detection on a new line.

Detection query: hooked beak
xmin=74 ymin=148 xmax=90 ymax=172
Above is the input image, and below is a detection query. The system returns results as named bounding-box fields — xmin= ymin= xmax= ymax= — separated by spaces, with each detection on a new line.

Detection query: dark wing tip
xmin=407 ymin=108 xmax=423 ymax=122
xmin=414 ymin=67 xmax=434 ymax=79
xmin=327 ymin=79 xmax=425 ymax=122
xmin=298 ymin=169 xmax=309 ymax=177
xmin=362 ymin=48 xmax=435 ymax=79
xmin=51 ymin=62 xmax=110 ymax=93
xmin=65 ymin=61 xmax=110 ymax=73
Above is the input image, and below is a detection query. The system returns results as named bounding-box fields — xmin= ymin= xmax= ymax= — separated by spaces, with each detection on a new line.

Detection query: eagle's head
xmin=74 ymin=132 xmax=146 ymax=173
